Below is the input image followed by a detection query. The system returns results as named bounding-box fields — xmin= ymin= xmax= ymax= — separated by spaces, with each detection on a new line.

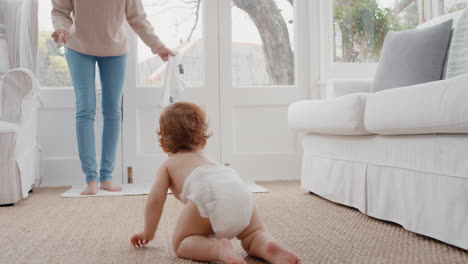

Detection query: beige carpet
xmin=1 ymin=181 xmax=467 ymax=264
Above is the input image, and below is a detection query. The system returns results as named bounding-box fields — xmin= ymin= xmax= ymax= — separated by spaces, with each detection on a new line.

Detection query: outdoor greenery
xmin=334 ymin=0 xmax=419 ymax=62
xmin=446 ymin=2 xmax=468 ymax=13
xmin=38 ymin=30 xmax=71 ymax=87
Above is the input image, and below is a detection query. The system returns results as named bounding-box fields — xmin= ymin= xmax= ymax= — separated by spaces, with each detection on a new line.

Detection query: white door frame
xmin=122 ymin=1 xmax=221 ymax=183
xmin=41 ymin=0 xmax=314 ymax=185
xmin=218 ymin=0 xmax=311 ymax=181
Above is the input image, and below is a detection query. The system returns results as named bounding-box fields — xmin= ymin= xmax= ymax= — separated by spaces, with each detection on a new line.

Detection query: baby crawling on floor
xmin=131 ymin=102 xmax=300 ymax=264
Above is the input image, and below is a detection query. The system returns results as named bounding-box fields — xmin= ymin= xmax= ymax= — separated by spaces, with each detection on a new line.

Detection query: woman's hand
xmin=130 ymin=232 xmax=154 ymax=248
xmin=153 ymin=46 xmax=176 ymax=62
xmin=51 ymin=29 xmax=69 ymax=47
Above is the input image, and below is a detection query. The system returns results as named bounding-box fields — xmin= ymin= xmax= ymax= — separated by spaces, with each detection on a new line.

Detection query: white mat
xmin=60 ymin=183 xmax=269 ymax=198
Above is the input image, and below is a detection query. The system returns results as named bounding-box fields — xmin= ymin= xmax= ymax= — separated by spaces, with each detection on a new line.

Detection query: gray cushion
xmin=372 ymin=20 xmax=453 ymax=93
xmin=417 ymin=10 xmax=463 ymax=79
xmin=446 ymin=8 xmax=468 ymax=79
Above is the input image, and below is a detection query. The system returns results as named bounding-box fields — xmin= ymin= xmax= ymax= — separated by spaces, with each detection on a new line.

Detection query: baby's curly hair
xmin=157 ymin=102 xmax=211 ymax=153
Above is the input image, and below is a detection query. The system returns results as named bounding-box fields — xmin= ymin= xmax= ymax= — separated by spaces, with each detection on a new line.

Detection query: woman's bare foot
xmin=265 ymin=241 xmax=301 ymax=264
xmin=81 ymin=181 xmax=98 ymax=195
xmin=100 ymin=180 xmax=122 ymax=192
xmin=218 ymin=238 xmax=246 ymax=264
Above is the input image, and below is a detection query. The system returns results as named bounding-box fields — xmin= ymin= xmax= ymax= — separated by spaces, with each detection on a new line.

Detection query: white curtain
xmin=0 ymin=0 xmax=38 ymax=74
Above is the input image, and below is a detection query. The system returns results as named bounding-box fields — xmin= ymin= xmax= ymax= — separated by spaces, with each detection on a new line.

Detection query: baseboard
xmin=40 ymin=158 xmax=123 ymax=186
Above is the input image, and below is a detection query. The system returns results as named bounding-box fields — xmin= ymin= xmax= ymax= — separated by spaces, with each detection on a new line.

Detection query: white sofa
xmin=288 ymin=11 xmax=468 ymax=250
xmin=0 ymin=69 xmax=41 ymax=205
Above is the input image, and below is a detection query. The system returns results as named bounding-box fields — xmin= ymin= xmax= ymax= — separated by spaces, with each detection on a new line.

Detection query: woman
xmin=51 ymin=0 xmax=174 ymax=195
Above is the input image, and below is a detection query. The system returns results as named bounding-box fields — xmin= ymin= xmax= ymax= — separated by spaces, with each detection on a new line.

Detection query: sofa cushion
xmin=288 ymin=93 xmax=371 ymax=135
xmin=446 ymin=8 xmax=468 ymax=79
xmin=417 ymin=10 xmax=462 ymax=29
xmin=365 ymin=74 xmax=468 ymax=135
xmin=418 ymin=10 xmax=463 ymax=79
xmin=372 ymin=20 xmax=453 ymax=92
xmin=325 ymin=79 xmax=372 ymax=99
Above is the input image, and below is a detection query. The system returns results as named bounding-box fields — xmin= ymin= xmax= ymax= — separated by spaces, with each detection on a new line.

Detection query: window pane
xmin=39 ymin=1 xmax=103 ymax=88
xmin=231 ymin=0 xmax=295 ymax=86
xmin=137 ymin=0 xmax=203 ymax=87
xmin=439 ymin=0 xmax=468 ymax=14
xmin=38 ymin=1 xmax=72 ymax=88
xmin=334 ymin=0 xmax=419 ymax=63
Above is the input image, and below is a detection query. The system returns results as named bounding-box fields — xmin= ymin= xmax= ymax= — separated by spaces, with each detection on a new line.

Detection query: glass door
xmin=123 ymin=0 xmax=311 ymax=183
xmin=123 ymin=0 xmax=220 ymax=183
xmin=218 ymin=0 xmax=310 ymax=181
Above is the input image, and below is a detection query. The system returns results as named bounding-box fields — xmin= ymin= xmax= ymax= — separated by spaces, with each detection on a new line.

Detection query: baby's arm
xmin=131 ymin=163 xmax=170 ymax=247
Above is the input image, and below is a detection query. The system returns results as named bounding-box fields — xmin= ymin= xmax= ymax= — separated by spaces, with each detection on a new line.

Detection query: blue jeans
xmin=66 ymin=48 xmax=128 ymax=183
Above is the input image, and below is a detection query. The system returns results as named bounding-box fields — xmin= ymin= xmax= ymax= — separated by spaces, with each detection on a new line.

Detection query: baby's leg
xmin=172 ymin=201 xmax=246 ymax=264
xmin=237 ymin=208 xmax=301 ymax=264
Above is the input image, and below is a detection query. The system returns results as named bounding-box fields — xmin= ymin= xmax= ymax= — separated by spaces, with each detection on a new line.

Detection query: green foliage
xmin=334 ymin=0 xmax=418 ymax=63
xmin=38 ymin=30 xmax=72 ymax=87
xmin=447 ymin=2 xmax=468 ymax=13
xmin=399 ymin=3 xmax=419 ymax=30
xmin=439 ymin=0 xmax=468 ymax=14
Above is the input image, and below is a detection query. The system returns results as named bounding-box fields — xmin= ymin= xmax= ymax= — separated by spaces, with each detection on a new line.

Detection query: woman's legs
xmin=66 ymin=48 xmax=99 ymax=191
xmin=96 ymin=54 xmax=128 ymax=186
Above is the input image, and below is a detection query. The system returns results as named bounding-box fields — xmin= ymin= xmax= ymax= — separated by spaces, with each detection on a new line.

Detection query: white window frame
xmin=318 ymin=0 xmax=435 ymax=82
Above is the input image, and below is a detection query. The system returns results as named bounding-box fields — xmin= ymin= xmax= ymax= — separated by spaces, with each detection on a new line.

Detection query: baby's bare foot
xmin=81 ymin=181 xmax=98 ymax=195
xmin=100 ymin=180 xmax=122 ymax=192
xmin=265 ymin=241 xmax=301 ymax=264
xmin=218 ymin=238 xmax=246 ymax=264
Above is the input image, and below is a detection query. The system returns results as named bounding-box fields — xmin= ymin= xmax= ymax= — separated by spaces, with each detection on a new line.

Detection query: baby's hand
xmin=130 ymin=232 xmax=153 ymax=248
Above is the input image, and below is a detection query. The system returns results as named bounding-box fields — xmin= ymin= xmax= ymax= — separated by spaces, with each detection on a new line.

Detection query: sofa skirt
xmin=301 ymin=134 xmax=468 ymax=250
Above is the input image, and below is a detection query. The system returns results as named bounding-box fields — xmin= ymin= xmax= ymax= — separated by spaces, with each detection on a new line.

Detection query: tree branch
xmin=186 ymin=0 xmax=201 ymax=42
xmin=233 ymin=0 xmax=294 ymax=84
xmin=394 ymin=0 xmax=416 ymax=14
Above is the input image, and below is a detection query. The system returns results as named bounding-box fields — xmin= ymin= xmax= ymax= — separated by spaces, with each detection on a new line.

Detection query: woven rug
xmin=1 ymin=181 xmax=467 ymax=264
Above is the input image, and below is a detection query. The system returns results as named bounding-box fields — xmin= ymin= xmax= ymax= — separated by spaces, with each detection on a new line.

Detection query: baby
xmin=131 ymin=102 xmax=301 ymax=264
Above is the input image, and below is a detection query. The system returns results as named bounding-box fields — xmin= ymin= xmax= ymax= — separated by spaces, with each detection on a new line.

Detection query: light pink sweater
xmin=51 ymin=0 xmax=165 ymax=56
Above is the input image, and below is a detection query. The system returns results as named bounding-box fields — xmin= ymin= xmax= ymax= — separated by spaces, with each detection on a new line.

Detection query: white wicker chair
xmin=0 ymin=68 xmax=40 ymax=205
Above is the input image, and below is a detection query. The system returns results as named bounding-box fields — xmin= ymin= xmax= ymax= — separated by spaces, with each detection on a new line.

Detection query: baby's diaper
xmin=180 ymin=165 xmax=254 ymax=239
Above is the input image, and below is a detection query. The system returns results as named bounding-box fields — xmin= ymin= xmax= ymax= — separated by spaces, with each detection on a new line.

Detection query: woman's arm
xmin=125 ymin=0 xmax=165 ymax=54
xmin=131 ymin=163 xmax=170 ymax=247
xmin=51 ymin=0 xmax=73 ymax=33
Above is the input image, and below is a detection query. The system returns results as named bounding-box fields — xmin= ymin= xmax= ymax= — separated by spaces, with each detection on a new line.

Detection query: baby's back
xmin=165 ymin=150 xmax=217 ymax=201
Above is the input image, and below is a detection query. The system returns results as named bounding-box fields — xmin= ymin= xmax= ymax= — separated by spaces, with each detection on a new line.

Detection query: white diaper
xmin=180 ymin=165 xmax=254 ymax=239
